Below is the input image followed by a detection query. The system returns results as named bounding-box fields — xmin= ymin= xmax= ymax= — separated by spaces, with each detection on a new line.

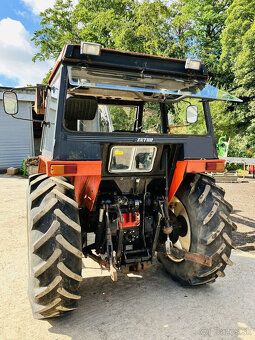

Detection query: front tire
xmin=158 ymin=173 xmax=237 ymax=285
xmin=27 ymin=174 xmax=82 ymax=318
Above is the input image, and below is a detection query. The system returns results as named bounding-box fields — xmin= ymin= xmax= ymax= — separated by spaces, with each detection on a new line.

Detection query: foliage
xmin=32 ymin=0 xmax=76 ymax=61
xmin=166 ymin=100 xmax=207 ymax=135
xmin=32 ymin=0 xmax=175 ymax=61
xmin=221 ymin=0 xmax=255 ymax=94
xmin=220 ymin=0 xmax=255 ymax=156
xmin=179 ymin=0 xmax=233 ymax=83
xmin=110 ymin=106 xmax=136 ymax=131
xmin=143 ymin=103 xmax=161 ymax=133
xmin=32 ymin=0 xmax=255 ymax=157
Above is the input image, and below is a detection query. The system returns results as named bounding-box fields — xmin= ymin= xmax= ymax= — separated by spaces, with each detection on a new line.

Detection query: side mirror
xmin=186 ymin=105 xmax=198 ymax=124
xmin=3 ymin=91 xmax=18 ymax=115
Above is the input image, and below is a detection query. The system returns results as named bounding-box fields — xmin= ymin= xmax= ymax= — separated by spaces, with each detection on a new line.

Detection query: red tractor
xmin=3 ymin=42 xmax=240 ymax=318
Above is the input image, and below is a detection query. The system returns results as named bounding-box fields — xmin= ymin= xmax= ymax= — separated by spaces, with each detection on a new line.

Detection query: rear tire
xmin=158 ymin=173 xmax=237 ymax=285
xmin=27 ymin=174 xmax=82 ymax=318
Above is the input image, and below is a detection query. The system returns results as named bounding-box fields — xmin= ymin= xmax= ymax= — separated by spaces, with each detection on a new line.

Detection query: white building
xmin=0 ymin=87 xmax=36 ymax=169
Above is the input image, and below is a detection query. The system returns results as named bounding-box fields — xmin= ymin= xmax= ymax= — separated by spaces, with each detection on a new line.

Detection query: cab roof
xmin=48 ymin=43 xmax=208 ymax=84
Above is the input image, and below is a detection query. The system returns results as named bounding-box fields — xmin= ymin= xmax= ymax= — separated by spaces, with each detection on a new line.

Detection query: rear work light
xmin=80 ymin=42 xmax=101 ymax=56
xmin=206 ymin=162 xmax=225 ymax=172
xmin=50 ymin=164 xmax=77 ymax=175
xmin=185 ymin=58 xmax=202 ymax=71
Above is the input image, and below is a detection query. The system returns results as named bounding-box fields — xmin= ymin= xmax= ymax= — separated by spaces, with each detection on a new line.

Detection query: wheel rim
xmin=167 ymin=196 xmax=191 ymax=262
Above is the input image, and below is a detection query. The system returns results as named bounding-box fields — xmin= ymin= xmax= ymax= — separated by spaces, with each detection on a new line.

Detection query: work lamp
xmin=80 ymin=42 xmax=101 ymax=56
xmin=185 ymin=58 xmax=201 ymax=71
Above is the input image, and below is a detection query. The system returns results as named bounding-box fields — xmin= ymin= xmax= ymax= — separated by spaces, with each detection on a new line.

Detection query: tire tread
xmin=158 ymin=173 xmax=234 ymax=286
xmin=28 ymin=176 xmax=82 ymax=319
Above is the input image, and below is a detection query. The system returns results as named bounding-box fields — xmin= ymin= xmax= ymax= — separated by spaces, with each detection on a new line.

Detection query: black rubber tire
xmin=158 ymin=173 xmax=237 ymax=286
xmin=27 ymin=174 xmax=82 ymax=318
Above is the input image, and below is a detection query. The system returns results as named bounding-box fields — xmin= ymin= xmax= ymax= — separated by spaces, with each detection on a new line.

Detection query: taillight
xmin=50 ymin=164 xmax=77 ymax=175
xmin=206 ymin=162 xmax=225 ymax=172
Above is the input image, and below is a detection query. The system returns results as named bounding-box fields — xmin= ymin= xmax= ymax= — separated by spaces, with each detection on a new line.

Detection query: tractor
xmin=3 ymin=42 xmax=241 ymax=319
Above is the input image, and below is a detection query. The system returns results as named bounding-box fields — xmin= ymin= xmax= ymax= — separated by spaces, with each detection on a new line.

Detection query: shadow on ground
xmin=232 ymin=210 xmax=255 ymax=229
xmin=46 ymin=262 xmax=213 ymax=340
xmin=231 ymin=210 xmax=255 ymax=252
xmin=44 ymin=253 xmax=255 ymax=340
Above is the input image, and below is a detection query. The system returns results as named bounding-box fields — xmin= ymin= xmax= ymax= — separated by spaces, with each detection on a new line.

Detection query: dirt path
xmin=0 ymin=175 xmax=254 ymax=340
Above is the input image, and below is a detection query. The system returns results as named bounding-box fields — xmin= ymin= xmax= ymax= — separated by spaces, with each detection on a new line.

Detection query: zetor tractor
xmin=3 ymin=42 xmax=241 ymax=319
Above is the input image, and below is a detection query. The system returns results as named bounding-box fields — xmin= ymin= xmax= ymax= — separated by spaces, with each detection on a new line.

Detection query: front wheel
xmin=158 ymin=173 xmax=237 ymax=285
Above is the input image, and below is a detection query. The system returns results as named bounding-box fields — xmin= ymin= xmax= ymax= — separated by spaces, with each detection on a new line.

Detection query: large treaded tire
xmin=27 ymin=174 xmax=82 ymax=319
xmin=158 ymin=173 xmax=237 ymax=285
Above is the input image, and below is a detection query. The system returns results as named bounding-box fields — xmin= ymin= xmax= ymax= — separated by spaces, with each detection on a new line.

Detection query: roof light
xmin=185 ymin=58 xmax=201 ymax=71
xmin=80 ymin=42 xmax=101 ymax=56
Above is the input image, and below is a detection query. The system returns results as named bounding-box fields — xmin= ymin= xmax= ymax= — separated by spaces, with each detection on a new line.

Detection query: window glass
xmin=41 ymin=74 xmax=60 ymax=154
xmin=64 ymin=99 xmax=137 ymax=133
xmin=110 ymin=106 xmax=136 ymax=131
xmin=63 ymin=96 xmax=207 ymax=135
xmin=143 ymin=103 xmax=162 ymax=133
xmin=132 ymin=147 xmax=157 ymax=171
xmin=110 ymin=147 xmax=134 ymax=171
xmin=167 ymin=100 xmax=206 ymax=135
xmin=142 ymin=100 xmax=206 ymax=135
xmin=109 ymin=146 xmax=157 ymax=173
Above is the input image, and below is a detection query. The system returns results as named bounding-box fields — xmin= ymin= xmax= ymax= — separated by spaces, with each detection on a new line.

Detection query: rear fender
xmin=168 ymin=159 xmax=225 ymax=204
xmin=38 ymin=155 xmax=101 ymax=210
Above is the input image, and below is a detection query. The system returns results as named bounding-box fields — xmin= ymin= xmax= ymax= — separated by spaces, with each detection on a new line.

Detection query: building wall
xmin=0 ymin=90 xmax=35 ymax=169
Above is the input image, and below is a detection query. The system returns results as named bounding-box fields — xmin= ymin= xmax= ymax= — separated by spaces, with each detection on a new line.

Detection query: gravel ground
xmin=219 ymin=179 xmax=255 ymax=255
xmin=0 ymin=174 xmax=254 ymax=340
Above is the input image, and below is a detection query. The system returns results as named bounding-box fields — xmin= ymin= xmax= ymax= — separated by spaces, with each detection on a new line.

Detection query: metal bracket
xmin=152 ymin=211 xmax=162 ymax=258
xmin=169 ymin=247 xmax=212 ymax=267
xmin=105 ymin=204 xmax=118 ymax=281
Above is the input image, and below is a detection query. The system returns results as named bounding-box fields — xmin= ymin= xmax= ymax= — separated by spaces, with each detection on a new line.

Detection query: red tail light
xmin=64 ymin=165 xmax=77 ymax=174
xmin=206 ymin=162 xmax=225 ymax=172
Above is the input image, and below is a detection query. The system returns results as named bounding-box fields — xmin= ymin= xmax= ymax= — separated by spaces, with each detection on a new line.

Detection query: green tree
xmin=221 ymin=0 xmax=255 ymax=96
xmin=220 ymin=0 xmax=255 ymax=156
xmin=32 ymin=0 xmax=175 ymax=62
xmin=110 ymin=106 xmax=136 ymax=130
xmin=33 ymin=0 xmax=232 ymax=79
xmin=33 ymin=0 xmax=254 ymax=156
xmin=32 ymin=0 xmax=76 ymax=61
xmin=178 ymin=0 xmax=233 ymax=85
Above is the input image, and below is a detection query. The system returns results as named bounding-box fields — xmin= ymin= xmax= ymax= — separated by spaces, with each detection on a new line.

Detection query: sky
xmin=0 ymin=0 xmax=56 ymax=87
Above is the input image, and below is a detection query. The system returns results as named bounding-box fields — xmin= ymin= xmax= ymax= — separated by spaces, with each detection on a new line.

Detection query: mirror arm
xmin=10 ymin=115 xmax=50 ymax=126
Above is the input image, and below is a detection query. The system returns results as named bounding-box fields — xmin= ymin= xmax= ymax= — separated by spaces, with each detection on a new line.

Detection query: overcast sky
xmin=0 ymin=0 xmax=59 ymax=87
